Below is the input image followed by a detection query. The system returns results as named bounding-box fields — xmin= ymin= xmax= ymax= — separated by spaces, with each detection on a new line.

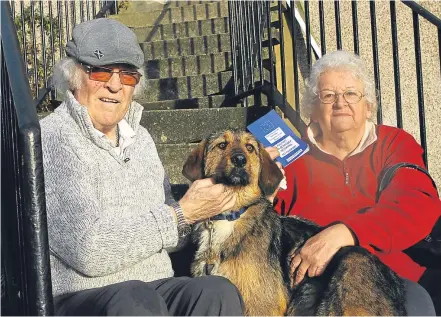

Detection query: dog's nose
xmin=231 ymin=153 xmax=247 ymax=167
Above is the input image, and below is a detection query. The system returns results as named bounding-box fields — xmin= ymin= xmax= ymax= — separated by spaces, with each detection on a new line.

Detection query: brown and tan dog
xmin=182 ymin=130 xmax=406 ymax=316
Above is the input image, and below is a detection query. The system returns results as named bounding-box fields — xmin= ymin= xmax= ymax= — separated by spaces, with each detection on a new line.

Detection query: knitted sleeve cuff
xmin=150 ymin=204 xmax=179 ymax=249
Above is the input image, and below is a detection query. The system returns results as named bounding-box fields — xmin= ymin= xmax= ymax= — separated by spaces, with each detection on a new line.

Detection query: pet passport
xmin=247 ymin=110 xmax=309 ymax=168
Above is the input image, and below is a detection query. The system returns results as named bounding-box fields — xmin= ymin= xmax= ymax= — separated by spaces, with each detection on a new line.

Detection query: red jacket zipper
xmin=343 ymin=160 xmax=355 ymax=196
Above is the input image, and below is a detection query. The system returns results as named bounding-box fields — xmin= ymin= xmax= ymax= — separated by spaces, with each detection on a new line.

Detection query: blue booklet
xmin=247 ymin=110 xmax=309 ymax=167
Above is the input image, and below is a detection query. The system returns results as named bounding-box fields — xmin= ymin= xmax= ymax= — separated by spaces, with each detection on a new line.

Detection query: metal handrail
xmin=1 ymin=1 xmax=53 ymax=315
xmin=402 ymin=1 xmax=441 ymax=27
xmin=400 ymin=0 xmax=440 ymax=167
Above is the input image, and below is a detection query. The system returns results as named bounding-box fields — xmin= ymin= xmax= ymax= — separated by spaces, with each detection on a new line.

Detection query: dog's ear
xmin=182 ymin=139 xmax=208 ymax=181
xmin=258 ymin=144 xmax=284 ymax=196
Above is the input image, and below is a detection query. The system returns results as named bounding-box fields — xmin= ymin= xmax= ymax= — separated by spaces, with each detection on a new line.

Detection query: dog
xmin=182 ymin=130 xmax=406 ymax=316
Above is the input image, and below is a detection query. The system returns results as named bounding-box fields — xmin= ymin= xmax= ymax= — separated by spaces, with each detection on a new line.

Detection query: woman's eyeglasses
xmin=317 ymin=90 xmax=365 ymax=104
xmin=81 ymin=63 xmax=142 ymax=86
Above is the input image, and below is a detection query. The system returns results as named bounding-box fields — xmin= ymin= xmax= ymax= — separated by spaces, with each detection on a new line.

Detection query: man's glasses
xmin=317 ymin=90 xmax=365 ymax=104
xmin=81 ymin=64 xmax=142 ymax=87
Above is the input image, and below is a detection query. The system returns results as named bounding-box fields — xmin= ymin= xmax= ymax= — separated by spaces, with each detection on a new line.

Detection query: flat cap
xmin=66 ymin=18 xmax=144 ymax=68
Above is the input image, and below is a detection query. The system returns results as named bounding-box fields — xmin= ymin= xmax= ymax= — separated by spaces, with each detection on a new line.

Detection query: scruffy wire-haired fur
xmin=302 ymin=50 xmax=377 ymax=118
xmin=183 ymin=130 xmax=406 ymax=316
xmin=51 ymin=57 xmax=145 ymax=97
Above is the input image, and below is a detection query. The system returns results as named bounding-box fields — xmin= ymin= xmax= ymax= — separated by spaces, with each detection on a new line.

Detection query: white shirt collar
xmin=307 ymin=121 xmax=377 ymax=157
xmin=94 ymin=119 xmax=136 ymax=156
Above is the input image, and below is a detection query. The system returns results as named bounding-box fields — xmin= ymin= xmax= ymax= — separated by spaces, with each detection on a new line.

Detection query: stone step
xmin=138 ymin=66 xmax=271 ymax=102
xmin=138 ymin=70 xmax=233 ymax=102
xmin=145 ymin=51 xmax=231 ymax=79
xmin=140 ymin=108 xmax=247 ymax=144
xmin=122 ymin=1 xmax=222 ymax=14
xmin=139 ymin=92 xmax=263 ymax=110
xmin=131 ymin=17 xmax=229 ymax=43
xmin=140 ymin=32 xmax=231 ymax=60
xmin=111 ymin=1 xmax=229 ymax=27
xmin=156 ymin=143 xmax=197 ymax=184
xmin=139 ymin=94 xmax=229 ymax=110
xmin=119 ymin=0 xmax=169 ymax=13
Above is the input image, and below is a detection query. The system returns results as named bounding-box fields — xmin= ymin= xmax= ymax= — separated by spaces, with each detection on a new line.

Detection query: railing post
xmin=369 ymin=0 xmax=382 ymax=124
xmin=412 ymin=11 xmax=428 ymax=167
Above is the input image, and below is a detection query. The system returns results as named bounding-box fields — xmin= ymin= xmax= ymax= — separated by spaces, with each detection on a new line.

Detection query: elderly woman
xmin=274 ymin=50 xmax=441 ymax=315
xmin=41 ymin=18 xmax=244 ymax=316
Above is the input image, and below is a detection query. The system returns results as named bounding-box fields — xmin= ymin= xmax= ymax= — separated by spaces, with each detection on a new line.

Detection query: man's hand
xmin=178 ymin=178 xmax=236 ymax=224
xmin=289 ymin=224 xmax=356 ymax=287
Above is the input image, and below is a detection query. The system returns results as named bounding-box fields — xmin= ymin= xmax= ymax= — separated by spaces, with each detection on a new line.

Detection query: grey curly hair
xmin=302 ymin=50 xmax=377 ymax=117
xmin=51 ymin=57 xmax=145 ymax=97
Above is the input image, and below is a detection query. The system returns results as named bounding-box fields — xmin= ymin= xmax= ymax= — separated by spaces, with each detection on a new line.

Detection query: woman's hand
xmin=264 ymin=147 xmax=286 ymax=202
xmin=179 ymin=178 xmax=236 ymax=224
xmin=265 ymin=146 xmax=280 ymax=160
xmin=289 ymin=223 xmax=356 ymax=287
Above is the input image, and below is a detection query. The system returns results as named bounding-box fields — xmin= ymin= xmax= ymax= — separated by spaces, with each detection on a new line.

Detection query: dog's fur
xmin=182 ymin=130 xmax=406 ymax=316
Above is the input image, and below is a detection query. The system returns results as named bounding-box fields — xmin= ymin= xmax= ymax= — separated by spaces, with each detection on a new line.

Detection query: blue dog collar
xmin=210 ymin=207 xmax=247 ymax=221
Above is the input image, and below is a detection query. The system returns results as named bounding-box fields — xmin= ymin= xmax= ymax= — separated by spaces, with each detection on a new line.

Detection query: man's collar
xmin=93 ymin=119 xmax=136 ymax=139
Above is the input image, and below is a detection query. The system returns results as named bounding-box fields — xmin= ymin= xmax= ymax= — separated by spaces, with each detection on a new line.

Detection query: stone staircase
xmin=112 ymin=0 xmax=277 ymax=190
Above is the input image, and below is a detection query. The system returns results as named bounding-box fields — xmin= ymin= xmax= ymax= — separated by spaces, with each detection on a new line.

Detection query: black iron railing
xmin=9 ymin=0 xmax=118 ymax=110
xmin=1 ymin=2 xmax=53 ymax=315
xmin=226 ymin=0 xmax=307 ymax=134
xmin=227 ymin=1 xmax=271 ymax=99
xmin=400 ymin=1 xmax=441 ymax=168
xmin=227 ymin=0 xmax=441 ymax=167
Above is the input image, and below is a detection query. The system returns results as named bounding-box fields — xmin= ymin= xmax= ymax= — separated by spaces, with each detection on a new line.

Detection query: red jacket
xmin=275 ymin=125 xmax=441 ymax=281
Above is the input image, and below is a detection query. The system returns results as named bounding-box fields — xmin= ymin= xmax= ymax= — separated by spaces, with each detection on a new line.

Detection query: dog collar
xmin=210 ymin=208 xmax=247 ymax=221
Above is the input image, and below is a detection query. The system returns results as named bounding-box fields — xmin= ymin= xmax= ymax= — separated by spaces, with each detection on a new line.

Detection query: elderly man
xmin=41 ymin=18 xmax=244 ymax=316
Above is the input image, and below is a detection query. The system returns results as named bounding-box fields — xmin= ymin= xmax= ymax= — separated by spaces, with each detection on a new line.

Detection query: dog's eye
xmin=246 ymin=144 xmax=255 ymax=152
xmin=218 ymin=142 xmax=227 ymax=150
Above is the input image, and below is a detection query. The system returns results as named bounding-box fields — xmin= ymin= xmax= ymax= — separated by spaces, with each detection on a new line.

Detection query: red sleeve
xmin=274 ymin=158 xmax=309 ymax=216
xmin=342 ymin=130 xmax=441 ymax=254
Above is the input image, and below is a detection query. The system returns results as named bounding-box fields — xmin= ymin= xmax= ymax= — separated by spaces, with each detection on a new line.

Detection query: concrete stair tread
xmin=131 ymin=17 xmax=229 ymax=43
xmin=144 ymin=51 xmax=231 ymax=79
xmin=156 ymin=142 xmax=200 ymax=185
xmin=140 ymin=107 xmax=247 ymax=144
xmin=140 ymin=32 xmax=231 ymax=59
xmin=137 ymin=67 xmax=272 ymax=102
xmin=121 ymin=1 xmax=221 ymax=14
xmin=111 ymin=1 xmax=229 ymax=27
xmin=143 ymin=46 xmax=270 ymax=62
xmin=138 ymin=70 xmax=234 ymax=102
xmin=139 ymin=94 xmax=230 ymax=110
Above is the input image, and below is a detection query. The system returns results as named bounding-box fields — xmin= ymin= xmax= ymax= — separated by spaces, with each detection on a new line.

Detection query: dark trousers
xmin=405 ymin=278 xmax=436 ymax=316
xmin=54 ymin=276 xmax=245 ymax=316
xmin=419 ymin=268 xmax=441 ymax=315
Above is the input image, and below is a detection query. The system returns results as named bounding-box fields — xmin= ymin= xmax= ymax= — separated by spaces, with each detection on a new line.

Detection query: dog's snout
xmin=231 ymin=153 xmax=247 ymax=167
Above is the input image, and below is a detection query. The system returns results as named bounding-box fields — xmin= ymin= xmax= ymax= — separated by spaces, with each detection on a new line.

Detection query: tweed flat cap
xmin=66 ymin=18 xmax=144 ymax=68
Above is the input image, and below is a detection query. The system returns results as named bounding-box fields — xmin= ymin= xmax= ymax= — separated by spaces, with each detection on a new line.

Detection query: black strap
xmin=376 ymin=162 xmax=438 ymax=202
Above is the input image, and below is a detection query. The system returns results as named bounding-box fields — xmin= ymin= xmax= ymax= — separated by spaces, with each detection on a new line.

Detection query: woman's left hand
xmin=289 ymin=223 xmax=356 ymax=287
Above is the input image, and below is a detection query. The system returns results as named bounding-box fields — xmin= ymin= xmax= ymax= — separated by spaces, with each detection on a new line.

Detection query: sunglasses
xmin=81 ymin=63 xmax=142 ymax=86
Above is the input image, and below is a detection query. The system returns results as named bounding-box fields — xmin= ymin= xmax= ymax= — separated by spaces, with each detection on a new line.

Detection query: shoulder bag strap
xmin=376 ymin=162 xmax=438 ymax=202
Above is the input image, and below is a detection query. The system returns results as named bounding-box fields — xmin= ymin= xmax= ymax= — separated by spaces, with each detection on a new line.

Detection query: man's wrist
xmin=171 ymin=202 xmax=192 ymax=238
